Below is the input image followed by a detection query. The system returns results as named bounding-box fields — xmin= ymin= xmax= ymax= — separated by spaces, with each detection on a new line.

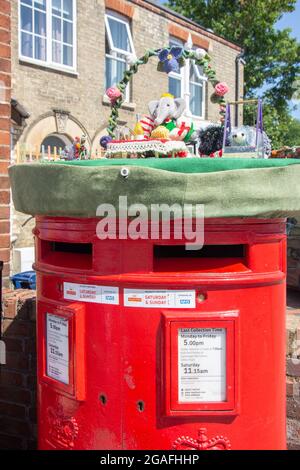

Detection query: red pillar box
xmin=34 ymin=217 xmax=286 ymax=450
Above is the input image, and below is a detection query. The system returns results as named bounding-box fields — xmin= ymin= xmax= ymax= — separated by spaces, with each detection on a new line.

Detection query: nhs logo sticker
xmin=175 ymin=291 xmax=195 ymax=308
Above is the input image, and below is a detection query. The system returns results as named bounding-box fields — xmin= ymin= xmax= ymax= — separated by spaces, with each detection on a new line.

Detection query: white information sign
xmin=124 ymin=289 xmax=196 ymax=309
xmin=46 ymin=314 xmax=69 ymax=384
xmin=178 ymin=328 xmax=226 ymax=403
xmin=64 ymin=282 xmax=119 ymax=305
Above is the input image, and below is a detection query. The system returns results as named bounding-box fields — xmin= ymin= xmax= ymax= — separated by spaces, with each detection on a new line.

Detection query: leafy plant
xmin=167 ymin=0 xmax=300 ymax=148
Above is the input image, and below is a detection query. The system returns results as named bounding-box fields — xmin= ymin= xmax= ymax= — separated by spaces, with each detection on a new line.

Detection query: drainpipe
xmin=235 ymin=53 xmax=246 ymax=127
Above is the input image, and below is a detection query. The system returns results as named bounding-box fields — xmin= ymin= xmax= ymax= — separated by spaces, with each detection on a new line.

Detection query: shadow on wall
xmin=0 ymin=288 xmax=37 ymax=450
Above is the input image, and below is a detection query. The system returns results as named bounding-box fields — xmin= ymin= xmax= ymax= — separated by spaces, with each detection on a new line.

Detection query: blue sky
xmin=161 ymin=0 xmax=300 ymax=119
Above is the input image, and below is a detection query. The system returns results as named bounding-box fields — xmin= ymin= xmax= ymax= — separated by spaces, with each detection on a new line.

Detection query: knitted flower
xmin=194 ymin=48 xmax=207 ymax=60
xmin=215 ymin=82 xmax=229 ymax=97
xmin=105 ymin=86 xmax=122 ymax=103
xmin=126 ymin=53 xmax=137 ymax=66
xmin=158 ymin=46 xmax=183 ymax=74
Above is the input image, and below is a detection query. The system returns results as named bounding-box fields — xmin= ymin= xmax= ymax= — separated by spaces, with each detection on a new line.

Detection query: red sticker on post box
xmin=178 ymin=327 xmax=226 ymax=402
xmin=124 ymin=289 xmax=196 ymax=308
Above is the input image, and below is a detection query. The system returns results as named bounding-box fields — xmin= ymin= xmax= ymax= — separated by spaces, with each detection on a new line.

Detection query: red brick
xmin=287 ymin=396 xmax=300 ymax=420
xmin=0 ymin=12 xmax=10 ymax=30
xmin=105 ymin=0 xmax=134 ymax=18
xmin=2 ymin=275 xmax=10 ymax=287
xmin=192 ymin=33 xmax=210 ymax=50
xmin=0 ymin=131 xmax=10 ymax=146
xmin=0 ymin=118 xmax=10 ymax=132
xmin=0 ymin=103 xmax=10 ymax=117
xmin=3 ymin=297 xmax=17 ymax=318
xmin=0 ymin=1 xmax=11 ymax=16
xmin=3 ymin=337 xmax=24 ymax=353
xmin=1 ymin=319 xmax=36 ymax=337
xmin=5 ymin=352 xmax=29 ymax=371
xmin=0 ymin=206 xmax=9 ymax=219
xmin=26 ymin=374 xmax=37 ymax=389
xmin=29 ymin=354 xmax=37 ymax=372
xmin=0 ymin=433 xmax=24 ymax=450
xmin=28 ymin=405 xmax=37 ymax=423
xmin=0 ymin=43 xmax=10 ymax=59
xmin=169 ymin=23 xmax=189 ymax=42
xmin=0 ymin=248 xmax=10 ymax=264
xmin=287 ymin=357 xmax=300 ymax=377
xmin=0 ymin=386 xmax=31 ymax=405
xmin=0 ymin=402 xmax=26 ymax=419
xmin=0 ymin=189 xmax=9 ymax=203
xmin=287 ymin=378 xmax=295 ymax=397
xmin=0 ymin=220 xmax=9 ymax=233
xmin=0 ymin=146 xmax=10 ymax=159
xmin=0 ymin=72 xmax=11 ymax=87
xmin=24 ymin=338 xmax=36 ymax=355
xmin=0 ymin=28 xmax=10 ymax=45
xmin=2 ymin=261 xmax=10 ymax=276
xmin=0 ymin=176 xmax=9 ymax=190
xmin=0 ymin=369 xmax=24 ymax=387
xmin=0 ymin=58 xmax=10 ymax=73
xmin=2 ymin=287 xmax=14 ymax=296
xmin=0 ymin=416 xmax=30 ymax=436
xmin=0 ymin=233 xmax=9 ymax=246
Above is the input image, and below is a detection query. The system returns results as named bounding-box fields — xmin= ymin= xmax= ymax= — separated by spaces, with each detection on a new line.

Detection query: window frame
xmin=105 ymin=10 xmax=135 ymax=103
xmin=189 ymin=61 xmax=207 ymax=119
xmin=168 ymin=36 xmax=207 ymax=120
xmin=168 ymin=37 xmax=184 ymax=101
xmin=18 ymin=0 xmax=77 ymax=74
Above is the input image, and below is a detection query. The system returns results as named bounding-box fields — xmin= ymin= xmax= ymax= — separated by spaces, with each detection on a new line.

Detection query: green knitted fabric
xmin=9 ymin=158 xmax=300 ymax=219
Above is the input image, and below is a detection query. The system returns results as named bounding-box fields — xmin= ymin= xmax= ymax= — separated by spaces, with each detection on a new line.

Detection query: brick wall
xmin=11 ymin=0 xmax=243 ymax=151
xmin=286 ymin=309 xmax=300 ymax=450
xmin=0 ymin=0 xmax=11 ymax=285
xmin=0 ymin=288 xmax=37 ymax=450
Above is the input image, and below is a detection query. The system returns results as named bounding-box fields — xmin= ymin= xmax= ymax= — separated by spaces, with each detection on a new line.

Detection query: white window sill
xmin=102 ymin=95 xmax=136 ymax=111
xmin=19 ymin=57 xmax=78 ymax=77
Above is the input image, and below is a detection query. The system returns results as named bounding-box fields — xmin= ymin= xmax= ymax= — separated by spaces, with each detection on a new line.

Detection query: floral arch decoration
xmin=105 ymin=46 xmax=229 ymax=139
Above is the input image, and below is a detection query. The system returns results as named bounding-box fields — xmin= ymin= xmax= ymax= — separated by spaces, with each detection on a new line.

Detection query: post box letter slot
xmin=40 ymin=240 xmax=93 ymax=270
xmin=154 ymin=244 xmax=248 ymax=272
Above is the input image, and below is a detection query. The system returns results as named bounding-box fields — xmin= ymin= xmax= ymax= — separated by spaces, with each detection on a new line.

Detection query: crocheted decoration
xmin=64 ymin=135 xmax=88 ymax=160
xmin=106 ymin=47 xmax=225 ymax=139
xmin=136 ymin=116 xmax=155 ymax=138
xmin=105 ymin=139 xmax=188 ymax=158
xmin=158 ymin=46 xmax=184 ymax=73
xmin=100 ymin=135 xmax=112 ymax=149
xmin=150 ymin=126 xmax=170 ymax=139
xmin=214 ymin=82 xmax=229 ymax=97
xmin=105 ymin=86 xmax=122 ymax=104
xmin=198 ymin=125 xmax=229 ymax=157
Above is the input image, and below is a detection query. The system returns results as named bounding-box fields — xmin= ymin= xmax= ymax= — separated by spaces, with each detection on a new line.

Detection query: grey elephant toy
xmin=148 ymin=93 xmax=186 ymax=127
xmin=133 ymin=93 xmax=196 ymax=142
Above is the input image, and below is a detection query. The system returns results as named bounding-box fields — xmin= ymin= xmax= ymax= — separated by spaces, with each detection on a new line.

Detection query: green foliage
xmin=167 ymin=0 xmax=300 ymax=148
xmin=262 ymin=104 xmax=293 ymax=148
xmin=285 ymin=117 xmax=300 ymax=146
